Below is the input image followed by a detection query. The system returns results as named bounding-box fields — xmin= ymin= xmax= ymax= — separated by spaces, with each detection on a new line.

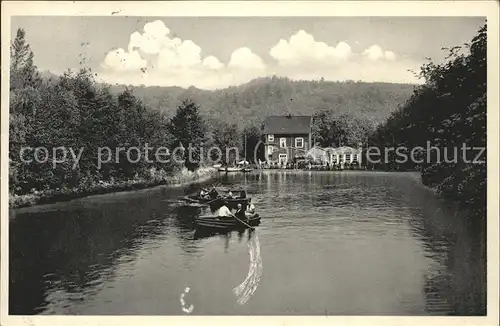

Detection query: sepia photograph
xmin=1 ymin=1 xmax=499 ymax=325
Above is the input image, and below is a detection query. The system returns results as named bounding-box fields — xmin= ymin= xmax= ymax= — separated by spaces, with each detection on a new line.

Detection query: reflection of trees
xmin=9 ymin=186 xmax=195 ymax=314
xmin=391 ymin=176 xmax=486 ymax=315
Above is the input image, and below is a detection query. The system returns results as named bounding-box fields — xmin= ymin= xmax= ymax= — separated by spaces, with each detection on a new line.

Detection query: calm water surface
xmin=9 ymin=171 xmax=486 ymax=315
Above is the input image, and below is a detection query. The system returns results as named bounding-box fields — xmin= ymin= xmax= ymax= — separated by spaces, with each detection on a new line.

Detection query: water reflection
xmin=233 ymin=230 xmax=263 ymax=305
xmin=9 ymin=185 xmax=201 ymax=314
xmin=9 ymin=171 xmax=486 ymax=315
xmin=395 ymin=178 xmax=486 ymax=315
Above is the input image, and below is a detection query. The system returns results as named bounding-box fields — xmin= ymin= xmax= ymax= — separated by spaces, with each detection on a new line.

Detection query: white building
xmin=306 ymin=145 xmax=362 ymax=167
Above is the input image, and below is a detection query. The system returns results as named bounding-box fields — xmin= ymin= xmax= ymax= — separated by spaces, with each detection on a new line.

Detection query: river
xmin=9 ymin=171 xmax=486 ymax=315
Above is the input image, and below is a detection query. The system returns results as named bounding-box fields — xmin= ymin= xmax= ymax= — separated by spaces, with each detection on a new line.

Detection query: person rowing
xmin=245 ymin=198 xmax=255 ymax=217
xmin=235 ymin=203 xmax=246 ymax=220
xmin=209 ymin=187 xmax=219 ymax=199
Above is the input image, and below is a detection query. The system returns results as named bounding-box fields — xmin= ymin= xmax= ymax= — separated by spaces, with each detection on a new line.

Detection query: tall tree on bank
xmin=211 ymin=121 xmax=241 ymax=165
xmin=168 ymin=99 xmax=207 ymax=171
xmin=9 ymin=28 xmax=42 ymax=192
xmin=10 ymin=28 xmax=41 ymax=91
xmin=243 ymin=125 xmax=264 ymax=163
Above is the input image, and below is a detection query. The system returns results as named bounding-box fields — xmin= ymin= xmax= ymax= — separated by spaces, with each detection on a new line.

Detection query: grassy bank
xmin=9 ymin=167 xmax=216 ymax=209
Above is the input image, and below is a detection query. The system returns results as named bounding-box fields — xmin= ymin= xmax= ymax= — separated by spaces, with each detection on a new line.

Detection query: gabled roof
xmin=262 ymin=115 xmax=312 ymax=134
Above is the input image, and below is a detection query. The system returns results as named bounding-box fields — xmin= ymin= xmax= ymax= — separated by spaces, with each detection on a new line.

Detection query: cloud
xmin=102 ymin=48 xmax=147 ymax=72
xmin=270 ymin=30 xmax=352 ymax=66
xmin=363 ymin=45 xmax=397 ymax=61
xmin=229 ymin=47 xmax=266 ymax=71
xmin=266 ymin=30 xmax=415 ymax=84
xmin=203 ymin=56 xmax=224 ymax=70
xmin=100 ymin=20 xmax=267 ymax=89
xmin=384 ymin=51 xmax=396 ymax=61
xmin=99 ymin=22 xmax=420 ymax=89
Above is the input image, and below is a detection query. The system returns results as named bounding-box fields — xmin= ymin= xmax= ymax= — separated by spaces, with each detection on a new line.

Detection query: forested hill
xmin=104 ymin=77 xmax=417 ymax=127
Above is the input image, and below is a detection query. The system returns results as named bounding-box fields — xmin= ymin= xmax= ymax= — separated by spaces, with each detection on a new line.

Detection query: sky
xmin=11 ymin=16 xmax=486 ymax=90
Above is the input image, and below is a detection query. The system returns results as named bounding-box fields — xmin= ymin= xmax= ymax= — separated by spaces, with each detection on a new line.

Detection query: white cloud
xmin=157 ymin=39 xmax=203 ymax=70
xmin=203 ymin=56 xmax=224 ymax=70
xmin=102 ymin=48 xmax=147 ymax=72
xmin=363 ymin=45 xmax=397 ymax=61
xmin=99 ymin=23 xmax=420 ymax=89
xmin=384 ymin=51 xmax=396 ymax=61
xmin=128 ymin=20 xmax=172 ymax=54
xmin=100 ymin=20 xmax=268 ymax=89
xmin=270 ymin=30 xmax=352 ymax=66
xmin=363 ymin=45 xmax=384 ymax=61
xmin=229 ymin=47 xmax=266 ymax=71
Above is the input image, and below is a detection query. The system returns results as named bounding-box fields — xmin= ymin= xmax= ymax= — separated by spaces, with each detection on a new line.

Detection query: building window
xmin=267 ymin=146 xmax=274 ymax=156
xmin=295 ymin=137 xmax=304 ymax=148
xmin=268 ymin=134 xmax=274 ymax=142
xmin=280 ymin=138 xmax=286 ymax=148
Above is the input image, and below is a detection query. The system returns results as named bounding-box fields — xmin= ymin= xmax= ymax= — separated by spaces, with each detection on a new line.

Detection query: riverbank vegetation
xmin=365 ymin=23 xmax=487 ymax=220
xmin=8 ymin=29 xmax=218 ymax=208
xmin=9 ymin=167 xmax=216 ymax=209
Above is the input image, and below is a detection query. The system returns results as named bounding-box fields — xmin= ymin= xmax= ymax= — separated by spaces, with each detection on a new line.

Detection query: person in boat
xmin=214 ymin=200 xmax=234 ymax=219
xmin=235 ymin=203 xmax=246 ymax=220
xmin=209 ymin=187 xmax=219 ymax=199
xmin=239 ymin=190 xmax=247 ymax=199
xmin=227 ymin=191 xmax=234 ymax=199
xmin=199 ymin=188 xmax=209 ymax=199
xmin=245 ymin=198 xmax=256 ymax=217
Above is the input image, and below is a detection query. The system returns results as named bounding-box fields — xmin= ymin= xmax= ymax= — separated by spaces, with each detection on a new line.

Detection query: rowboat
xmin=195 ymin=214 xmax=261 ymax=230
xmin=181 ymin=193 xmax=249 ymax=209
xmin=181 ymin=194 xmax=215 ymax=203
xmin=218 ymin=167 xmax=243 ymax=172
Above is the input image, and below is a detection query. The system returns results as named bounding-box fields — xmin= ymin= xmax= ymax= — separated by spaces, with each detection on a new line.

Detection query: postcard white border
xmin=1 ymin=1 xmax=499 ymax=326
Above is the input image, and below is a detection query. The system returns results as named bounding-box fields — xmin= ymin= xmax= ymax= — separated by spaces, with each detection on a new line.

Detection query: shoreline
xmin=9 ymin=167 xmax=217 ymax=210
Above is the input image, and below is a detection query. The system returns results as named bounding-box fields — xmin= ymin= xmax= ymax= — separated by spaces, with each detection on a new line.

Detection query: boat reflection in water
xmin=192 ymin=227 xmax=263 ymax=306
xmin=233 ymin=230 xmax=263 ymax=305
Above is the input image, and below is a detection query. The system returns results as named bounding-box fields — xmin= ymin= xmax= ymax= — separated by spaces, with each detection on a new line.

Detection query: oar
xmin=232 ymin=213 xmax=255 ymax=230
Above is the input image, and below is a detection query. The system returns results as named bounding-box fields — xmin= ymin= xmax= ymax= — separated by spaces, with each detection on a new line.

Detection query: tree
xmin=10 ymin=28 xmax=41 ymax=91
xmin=312 ymin=111 xmax=374 ymax=148
xmin=211 ymin=121 xmax=241 ymax=165
xmin=243 ymin=125 xmax=264 ymax=163
xmin=168 ymin=99 xmax=207 ymax=171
